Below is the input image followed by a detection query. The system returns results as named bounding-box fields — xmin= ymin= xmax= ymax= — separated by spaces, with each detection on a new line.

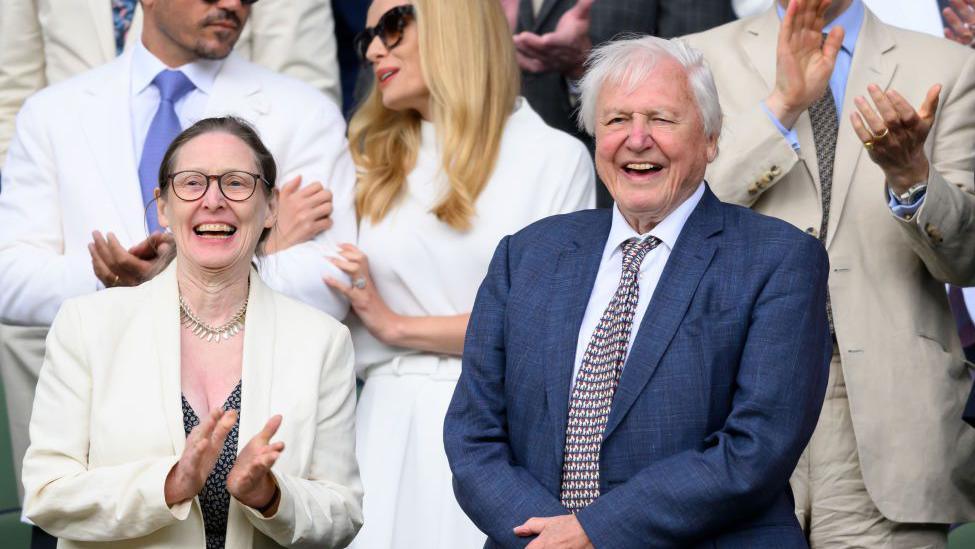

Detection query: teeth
xmin=380 ymin=70 xmax=395 ymax=81
xmin=625 ymin=162 xmax=659 ymax=170
xmin=195 ymin=223 xmax=234 ymax=232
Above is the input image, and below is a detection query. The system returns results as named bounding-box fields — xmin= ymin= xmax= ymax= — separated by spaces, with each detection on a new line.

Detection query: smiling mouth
xmin=623 ymin=162 xmax=663 ymax=176
xmin=193 ymin=223 xmax=237 ymax=239
xmin=378 ymin=68 xmax=398 ymax=83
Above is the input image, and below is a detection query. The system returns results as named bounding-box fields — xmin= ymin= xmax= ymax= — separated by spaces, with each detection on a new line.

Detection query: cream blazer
xmin=684 ymin=7 xmax=975 ymax=523
xmin=0 ymin=0 xmax=341 ymax=168
xmin=22 ymin=263 xmax=363 ymax=548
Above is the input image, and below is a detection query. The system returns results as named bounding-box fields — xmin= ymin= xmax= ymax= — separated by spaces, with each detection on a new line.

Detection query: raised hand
xmin=88 ymin=230 xmax=175 ymax=288
xmin=766 ymin=0 xmax=845 ymax=129
xmin=324 ymin=243 xmax=400 ymax=344
xmin=850 ymin=84 xmax=940 ymax=195
xmin=165 ymin=408 xmax=238 ymax=506
xmin=226 ymin=415 xmax=285 ymax=515
xmin=944 ymin=0 xmax=975 ymax=47
xmin=512 ymin=0 xmax=594 ymax=78
xmin=263 ymin=175 xmax=333 ymax=255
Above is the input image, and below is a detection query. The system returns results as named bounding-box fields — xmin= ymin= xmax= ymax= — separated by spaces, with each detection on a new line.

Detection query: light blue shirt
xmin=763 ymin=0 xmax=924 ymax=215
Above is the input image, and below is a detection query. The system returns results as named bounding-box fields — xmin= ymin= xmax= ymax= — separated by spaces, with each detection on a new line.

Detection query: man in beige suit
xmin=685 ymin=0 xmax=975 ymax=546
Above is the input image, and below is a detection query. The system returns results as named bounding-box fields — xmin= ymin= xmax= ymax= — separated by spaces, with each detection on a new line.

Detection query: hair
xmin=348 ymin=0 xmax=520 ymax=231
xmin=156 ymin=116 xmax=277 ymax=250
xmin=576 ymin=35 xmax=722 ymax=139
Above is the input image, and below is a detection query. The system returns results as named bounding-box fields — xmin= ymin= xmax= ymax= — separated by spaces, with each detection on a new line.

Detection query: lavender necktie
xmin=138 ymin=70 xmax=195 ymax=233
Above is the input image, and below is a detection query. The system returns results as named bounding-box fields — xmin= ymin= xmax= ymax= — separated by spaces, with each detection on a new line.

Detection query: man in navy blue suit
xmin=444 ymin=35 xmax=833 ymax=548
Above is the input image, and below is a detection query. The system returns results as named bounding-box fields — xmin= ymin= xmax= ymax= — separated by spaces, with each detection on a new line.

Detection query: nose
xmin=201 ymin=177 xmax=228 ymax=209
xmin=625 ymin=116 xmax=654 ymax=152
xmin=365 ymin=35 xmax=387 ymax=64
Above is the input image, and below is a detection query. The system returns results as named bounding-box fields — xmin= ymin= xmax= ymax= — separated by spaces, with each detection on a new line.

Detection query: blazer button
xmin=805 ymin=227 xmax=817 ymax=236
xmin=770 ymin=165 xmax=782 ymax=176
xmin=748 ymin=184 xmax=759 ymax=195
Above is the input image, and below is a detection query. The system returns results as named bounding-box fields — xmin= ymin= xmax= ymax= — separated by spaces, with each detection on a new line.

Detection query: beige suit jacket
xmin=0 ymin=0 xmax=341 ymax=168
xmin=684 ymin=8 xmax=975 ymax=523
xmin=22 ymin=263 xmax=363 ymax=548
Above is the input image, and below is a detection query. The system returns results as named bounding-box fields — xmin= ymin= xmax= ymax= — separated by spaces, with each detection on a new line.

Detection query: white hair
xmin=576 ymin=35 xmax=722 ymax=139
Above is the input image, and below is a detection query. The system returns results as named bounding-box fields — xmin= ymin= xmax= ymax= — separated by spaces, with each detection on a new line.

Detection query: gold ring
xmin=112 ymin=274 xmax=120 ymax=287
xmin=864 ymin=140 xmax=874 ymax=150
xmin=873 ymin=127 xmax=890 ymax=140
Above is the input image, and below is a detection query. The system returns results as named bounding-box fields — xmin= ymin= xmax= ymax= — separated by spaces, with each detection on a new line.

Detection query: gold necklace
xmin=179 ymin=293 xmax=248 ymax=343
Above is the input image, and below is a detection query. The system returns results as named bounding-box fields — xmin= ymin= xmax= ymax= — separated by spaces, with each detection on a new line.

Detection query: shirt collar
xmin=130 ymin=40 xmax=223 ymax=97
xmin=776 ymin=0 xmax=863 ymax=56
xmin=606 ymin=182 xmax=705 ymax=256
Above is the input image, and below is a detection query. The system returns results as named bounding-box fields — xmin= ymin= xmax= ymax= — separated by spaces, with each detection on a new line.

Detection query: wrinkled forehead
xmin=596 ymin=56 xmax=693 ymax=110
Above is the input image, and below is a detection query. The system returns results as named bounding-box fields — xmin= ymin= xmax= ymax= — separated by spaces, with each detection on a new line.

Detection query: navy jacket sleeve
xmin=444 ymin=236 xmax=567 ymax=547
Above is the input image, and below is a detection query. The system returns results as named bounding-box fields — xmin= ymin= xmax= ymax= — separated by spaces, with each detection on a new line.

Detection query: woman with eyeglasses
xmin=22 ymin=117 xmax=363 ymax=549
xmin=333 ymin=1 xmax=595 ymax=547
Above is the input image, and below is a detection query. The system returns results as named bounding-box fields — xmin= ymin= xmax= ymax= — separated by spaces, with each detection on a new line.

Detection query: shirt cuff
xmin=760 ymin=100 xmax=800 ymax=152
xmin=888 ymin=188 xmax=926 ymax=220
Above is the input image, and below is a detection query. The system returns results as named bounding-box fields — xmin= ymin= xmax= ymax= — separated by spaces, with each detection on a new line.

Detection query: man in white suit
xmin=0 ymin=0 xmax=355 ymax=526
xmin=0 ymin=0 xmax=342 ymax=171
xmin=684 ymin=0 xmax=975 ymax=546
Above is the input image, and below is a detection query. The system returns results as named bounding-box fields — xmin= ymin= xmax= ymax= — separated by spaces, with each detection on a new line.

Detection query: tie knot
xmin=152 ymin=70 xmax=195 ymax=103
xmin=621 ymin=236 xmax=660 ymax=273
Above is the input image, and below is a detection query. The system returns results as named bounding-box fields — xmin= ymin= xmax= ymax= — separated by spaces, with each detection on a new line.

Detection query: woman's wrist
xmin=378 ymin=312 xmax=406 ymax=347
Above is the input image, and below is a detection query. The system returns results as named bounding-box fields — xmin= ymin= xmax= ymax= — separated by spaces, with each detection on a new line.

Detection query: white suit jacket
xmin=0 ymin=49 xmax=356 ymax=328
xmin=22 ymin=263 xmax=363 ymax=548
xmin=0 ymin=0 xmax=341 ymax=168
xmin=684 ymin=7 xmax=975 ymax=522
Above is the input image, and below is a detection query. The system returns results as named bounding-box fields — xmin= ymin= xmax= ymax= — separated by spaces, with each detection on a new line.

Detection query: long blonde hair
xmin=348 ymin=0 xmax=520 ymax=231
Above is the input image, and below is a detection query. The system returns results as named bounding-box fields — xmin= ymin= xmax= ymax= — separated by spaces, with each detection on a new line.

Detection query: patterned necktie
xmin=948 ymin=286 xmax=975 ymax=348
xmin=138 ymin=70 xmax=195 ymax=233
xmin=111 ymin=0 xmax=137 ymax=56
xmin=808 ymin=52 xmax=839 ymax=333
xmin=560 ymin=236 xmax=661 ymax=511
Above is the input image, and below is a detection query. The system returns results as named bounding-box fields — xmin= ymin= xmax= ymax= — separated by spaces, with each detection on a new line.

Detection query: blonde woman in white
xmin=325 ymin=1 xmax=595 ymax=547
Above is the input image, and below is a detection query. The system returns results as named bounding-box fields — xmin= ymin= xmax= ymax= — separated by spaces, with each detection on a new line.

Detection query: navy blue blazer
xmin=444 ymin=187 xmax=831 ymax=548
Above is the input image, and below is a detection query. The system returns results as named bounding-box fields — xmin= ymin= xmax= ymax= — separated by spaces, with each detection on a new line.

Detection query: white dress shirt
xmin=129 ymin=41 xmax=223 ymax=161
xmin=572 ymin=183 xmax=705 ymax=386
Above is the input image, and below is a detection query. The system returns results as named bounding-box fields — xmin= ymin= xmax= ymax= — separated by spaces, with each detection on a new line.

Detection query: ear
xmin=705 ymin=132 xmax=719 ymax=163
xmin=264 ymin=188 xmax=278 ymax=229
xmin=155 ymin=188 xmax=170 ymax=229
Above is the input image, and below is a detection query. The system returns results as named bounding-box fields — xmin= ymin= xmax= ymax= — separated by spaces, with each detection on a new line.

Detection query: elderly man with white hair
xmin=443 ymin=35 xmax=833 ymax=549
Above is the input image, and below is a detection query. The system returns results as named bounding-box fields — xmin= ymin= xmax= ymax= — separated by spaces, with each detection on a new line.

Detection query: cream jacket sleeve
xmin=22 ymin=299 xmax=192 ymax=541
xmin=0 ymin=0 xmax=45 ymax=168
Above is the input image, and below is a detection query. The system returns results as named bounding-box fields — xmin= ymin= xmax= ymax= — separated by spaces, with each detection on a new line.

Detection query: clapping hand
xmin=226 ymin=415 xmax=285 ymax=516
xmin=263 ymin=175 xmax=333 ymax=255
xmin=512 ymin=0 xmax=594 ymax=78
xmin=165 ymin=408 xmax=238 ymax=506
xmin=766 ymin=0 xmax=845 ymax=129
xmin=89 ymin=230 xmax=175 ymax=288
xmin=850 ymin=84 xmax=940 ymax=195
xmin=944 ymin=0 xmax=975 ymax=47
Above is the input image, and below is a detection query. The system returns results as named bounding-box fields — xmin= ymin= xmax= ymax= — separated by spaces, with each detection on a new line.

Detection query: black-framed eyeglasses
xmin=354 ymin=5 xmax=415 ymax=61
xmin=168 ymin=170 xmax=271 ymax=202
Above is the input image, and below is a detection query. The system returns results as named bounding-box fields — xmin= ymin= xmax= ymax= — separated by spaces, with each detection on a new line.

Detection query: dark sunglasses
xmin=354 ymin=5 xmax=415 ymax=61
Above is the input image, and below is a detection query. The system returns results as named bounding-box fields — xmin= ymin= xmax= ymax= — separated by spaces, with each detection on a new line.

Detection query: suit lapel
xmin=533 ymin=0 xmax=562 ymax=32
xmin=79 ymin=52 xmax=145 ymax=244
xmin=603 ymin=189 xmax=723 ymax=440
xmin=827 ymin=9 xmax=896 ymax=249
xmin=238 ymin=269 xmax=275 ymax=452
xmin=151 ymin=263 xmax=185 ymax=455
xmin=204 ymin=54 xmax=269 ymax=123
xmin=544 ymin=212 xmax=611 ymax=459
